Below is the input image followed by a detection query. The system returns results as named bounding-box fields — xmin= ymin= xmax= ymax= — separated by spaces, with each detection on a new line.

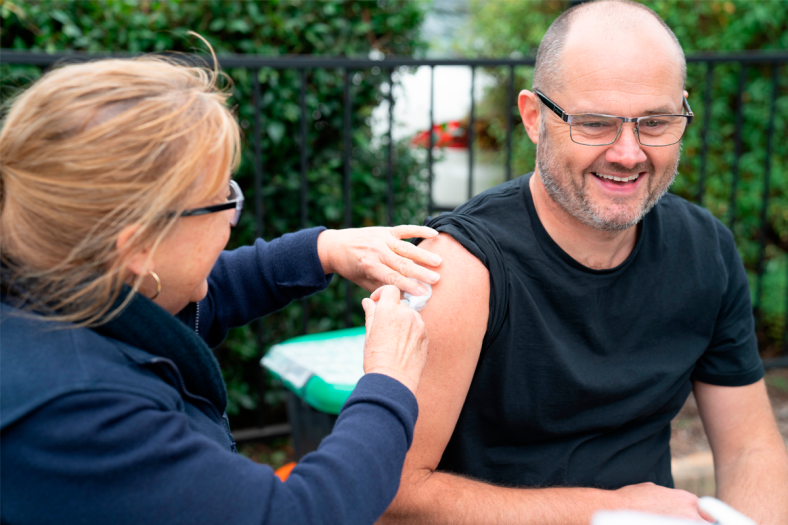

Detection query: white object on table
xmin=698 ymin=497 xmax=755 ymax=525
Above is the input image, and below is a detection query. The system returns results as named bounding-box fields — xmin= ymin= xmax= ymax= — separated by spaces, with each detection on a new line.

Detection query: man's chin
xmin=581 ymin=201 xmax=647 ymax=232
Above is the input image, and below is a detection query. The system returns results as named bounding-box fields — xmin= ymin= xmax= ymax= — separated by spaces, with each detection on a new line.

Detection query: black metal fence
xmin=3 ymin=49 xmax=788 ymax=423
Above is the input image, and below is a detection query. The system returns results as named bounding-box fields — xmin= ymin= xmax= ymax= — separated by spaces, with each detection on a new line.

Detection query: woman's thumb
xmin=362 ymin=298 xmax=376 ymax=330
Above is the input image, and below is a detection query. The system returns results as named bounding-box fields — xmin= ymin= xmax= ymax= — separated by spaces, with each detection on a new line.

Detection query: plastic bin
xmin=261 ymin=327 xmax=365 ymax=459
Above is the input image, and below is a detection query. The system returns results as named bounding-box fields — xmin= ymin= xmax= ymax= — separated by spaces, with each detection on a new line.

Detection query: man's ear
xmin=518 ymin=90 xmax=541 ymax=144
xmin=116 ymin=224 xmax=153 ymax=278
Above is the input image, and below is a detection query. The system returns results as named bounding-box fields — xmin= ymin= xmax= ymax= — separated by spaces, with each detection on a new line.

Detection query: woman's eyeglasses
xmin=180 ymin=180 xmax=244 ymax=227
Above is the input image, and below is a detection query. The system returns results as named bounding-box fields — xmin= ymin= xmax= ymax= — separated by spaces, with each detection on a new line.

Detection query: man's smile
xmin=592 ymin=172 xmax=640 ymax=183
xmin=588 ymin=170 xmax=647 ymax=195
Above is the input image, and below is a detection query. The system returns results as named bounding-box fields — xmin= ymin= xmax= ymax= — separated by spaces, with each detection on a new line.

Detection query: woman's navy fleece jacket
xmin=1 ymin=227 xmax=419 ymax=525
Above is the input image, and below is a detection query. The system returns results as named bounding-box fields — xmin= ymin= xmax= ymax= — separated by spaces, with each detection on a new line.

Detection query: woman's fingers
xmin=362 ymin=298 xmax=376 ymax=332
xmin=375 ymin=284 xmax=403 ymax=307
xmin=392 ymin=239 xmax=442 ymax=268
xmin=390 ymin=225 xmax=439 ymax=241
xmin=370 ymin=287 xmax=384 ymax=302
xmin=389 ymin=226 xmax=442 ymax=268
xmin=362 ymin=285 xmax=429 ymax=394
xmin=382 ymin=250 xmax=440 ymax=288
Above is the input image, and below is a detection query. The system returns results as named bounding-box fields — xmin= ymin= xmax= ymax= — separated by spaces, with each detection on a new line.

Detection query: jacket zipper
xmin=147 ymin=356 xmax=237 ymax=453
xmin=191 ymin=302 xmax=235 ymax=451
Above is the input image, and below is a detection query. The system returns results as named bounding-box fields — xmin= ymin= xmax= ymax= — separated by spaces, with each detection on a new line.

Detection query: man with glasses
xmin=382 ymin=1 xmax=788 ymax=524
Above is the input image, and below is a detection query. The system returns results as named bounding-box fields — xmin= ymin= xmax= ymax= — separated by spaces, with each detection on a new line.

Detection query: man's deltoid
xmin=380 ymin=1 xmax=788 ymax=524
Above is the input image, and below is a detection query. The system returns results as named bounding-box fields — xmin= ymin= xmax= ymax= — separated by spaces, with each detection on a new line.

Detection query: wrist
xmin=316 ymin=229 xmax=336 ymax=275
xmin=597 ymin=486 xmax=626 ymax=510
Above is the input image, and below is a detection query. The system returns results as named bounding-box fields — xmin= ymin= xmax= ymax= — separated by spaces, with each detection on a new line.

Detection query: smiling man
xmin=380 ymin=1 xmax=788 ymax=524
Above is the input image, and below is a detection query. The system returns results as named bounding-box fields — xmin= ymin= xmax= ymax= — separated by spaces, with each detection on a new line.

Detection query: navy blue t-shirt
xmin=425 ymin=173 xmax=763 ymax=489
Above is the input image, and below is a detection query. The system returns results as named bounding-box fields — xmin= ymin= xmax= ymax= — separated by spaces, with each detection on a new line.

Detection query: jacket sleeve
xmin=180 ymin=227 xmax=333 ymax=348
xmin=0 ymin=373 xmax=417 ymax=525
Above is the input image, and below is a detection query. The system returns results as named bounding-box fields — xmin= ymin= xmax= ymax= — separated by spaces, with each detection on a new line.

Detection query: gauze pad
xmin=403 ymin=279 xmax=432 ymax=312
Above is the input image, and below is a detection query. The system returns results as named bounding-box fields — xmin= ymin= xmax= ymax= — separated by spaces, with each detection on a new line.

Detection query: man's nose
xmin=605 ymin=122 xmax=647 ymax=168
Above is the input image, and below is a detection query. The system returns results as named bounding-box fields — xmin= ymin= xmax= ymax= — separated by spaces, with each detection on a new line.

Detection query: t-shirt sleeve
xmin=420 ymin=213 xmax=509 ymax=352
xmin=691 ymin=222 xmax=764 ymax=387
xmin=0 ymin=374 xmax=417 ymax=525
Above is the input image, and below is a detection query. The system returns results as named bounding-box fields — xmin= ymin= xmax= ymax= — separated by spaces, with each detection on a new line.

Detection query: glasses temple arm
xmin=535 ymin=90 xmax=567 ymax=121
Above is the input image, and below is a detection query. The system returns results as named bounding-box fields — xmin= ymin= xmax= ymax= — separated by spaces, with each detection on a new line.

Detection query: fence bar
xmin=344 ymin=69 xmax=353 ymax=328
xmin=300 ymin=69 xmax=309 ymax=334
xmin=697 ymin=63 xmax=714 ymax=205
xmin=387 ymin=69 xmax=395 ymax=226
xmin=232 ymin=423 xmax=291 ymax=444
xmin=428 ymin=66 xmax=435 ymax=215
xmin=9 ymin=49 xmax=788 ymax=68
xmin=300 ymin=70 xmax=309 ymax=230
xmin=252 ymin=69 xmax=264 ymax=238
xmin=506 ymin=65 xmax=515 ymax=182
xmin=468 ymin=66 xmax=476 ymax=201
xmin=754 ymin=65 xmax=780 ymax=319
xmin=251 ymin=68 xmax=268 ymax=428
xmin=727 ymin=65 xmax=747 ymax=231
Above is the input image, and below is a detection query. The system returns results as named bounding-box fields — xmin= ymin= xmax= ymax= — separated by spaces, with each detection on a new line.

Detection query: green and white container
xmin=261 ymin=327 xmax=365 ymax=458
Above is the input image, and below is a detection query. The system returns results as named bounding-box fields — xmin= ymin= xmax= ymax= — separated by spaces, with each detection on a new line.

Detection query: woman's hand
xmin=317 ymin=226 xmax=441 ymax=296
xmin=361 ymin=286 xmax=429 ymax=395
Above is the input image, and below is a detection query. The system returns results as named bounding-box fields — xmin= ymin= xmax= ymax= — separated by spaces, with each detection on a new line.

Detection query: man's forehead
xmin=556 ymin=13 xmax=684 ymax=114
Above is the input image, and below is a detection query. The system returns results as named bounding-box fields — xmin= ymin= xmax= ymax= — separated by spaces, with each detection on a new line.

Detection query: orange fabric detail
xmin=274 ymin=462 xmax=297 ymax=482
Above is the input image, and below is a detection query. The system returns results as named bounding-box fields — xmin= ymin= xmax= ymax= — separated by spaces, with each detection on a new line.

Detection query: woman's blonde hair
xmin=0 ymin=39 xmax=241 ymax=326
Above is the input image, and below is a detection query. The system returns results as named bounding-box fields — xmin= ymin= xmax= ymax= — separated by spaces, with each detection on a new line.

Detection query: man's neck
xmin=529 ymin=172 xmax=638 ymax=270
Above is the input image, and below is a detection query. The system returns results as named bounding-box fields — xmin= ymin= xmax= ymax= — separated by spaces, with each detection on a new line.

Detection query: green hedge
xmin=1 ymin=0 xmax=430 ymax=426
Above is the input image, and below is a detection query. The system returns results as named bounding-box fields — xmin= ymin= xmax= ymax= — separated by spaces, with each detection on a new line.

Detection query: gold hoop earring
xmin=147 ymin=270 xmax=161 ymax=300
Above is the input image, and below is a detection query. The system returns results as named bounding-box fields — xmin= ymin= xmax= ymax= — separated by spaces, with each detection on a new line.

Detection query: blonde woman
xmin=0 ymin=50 xmax=440 ymax=524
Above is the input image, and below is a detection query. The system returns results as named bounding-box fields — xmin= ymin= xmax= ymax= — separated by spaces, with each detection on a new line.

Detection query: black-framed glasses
xmin=180 ymin=179 xmax=244 ymax=227
xmin=535 ymin=90 xmax=693 ymax=147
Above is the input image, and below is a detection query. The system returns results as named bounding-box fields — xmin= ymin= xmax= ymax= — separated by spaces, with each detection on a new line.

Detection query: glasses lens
xmin=569 ymin=115 xmax=622 ymax=146
xmin=637 ymin=116 xmax=688 ymax=146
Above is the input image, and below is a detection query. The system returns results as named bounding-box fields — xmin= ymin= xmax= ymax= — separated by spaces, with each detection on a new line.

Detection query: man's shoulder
xmin=453 ymin=175 xmax=527 ymax=217
xmin=424 ymin=174 xmax=531 ymax=262
xmin=652 ymin=192 xmax=733 ymax=245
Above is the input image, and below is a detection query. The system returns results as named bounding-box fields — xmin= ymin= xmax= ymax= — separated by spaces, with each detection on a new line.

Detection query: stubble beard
xmin=535 ymin=124 xmax=680 ymax=232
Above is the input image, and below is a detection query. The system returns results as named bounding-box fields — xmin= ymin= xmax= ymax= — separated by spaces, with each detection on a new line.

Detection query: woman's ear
xmin=518 ymin=90 xmax=541 ymax=144
xmin=116 ymin=224 xmax=153 ymax=277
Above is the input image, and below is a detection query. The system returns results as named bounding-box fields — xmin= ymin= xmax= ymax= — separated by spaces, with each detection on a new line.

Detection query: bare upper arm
xmin=403 ymin=233 xmax=490 ymax=474
xmin=694 ymin=379 xmax=783 ymax=466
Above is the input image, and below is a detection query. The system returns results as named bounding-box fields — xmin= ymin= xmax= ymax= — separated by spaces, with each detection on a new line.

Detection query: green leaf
xmin=266 ymin=121 xmax=286 ymax=144
xmin=208 ymin=18 xmax=225 ymax=32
